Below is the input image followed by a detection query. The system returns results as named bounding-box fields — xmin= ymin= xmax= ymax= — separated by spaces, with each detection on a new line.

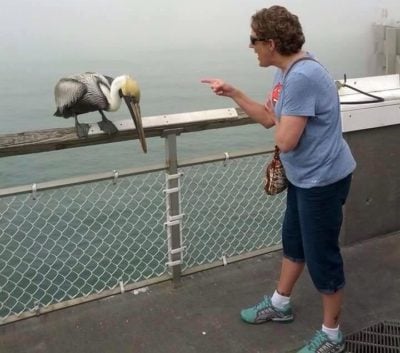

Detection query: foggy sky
xmin=1 ymin=0 xmax=400 ymax=64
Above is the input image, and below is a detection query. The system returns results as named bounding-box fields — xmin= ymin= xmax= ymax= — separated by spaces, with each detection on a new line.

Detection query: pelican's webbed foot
xmin=98 ymin=111 xmax=118 ymax=135
xmin=75 ymin=116 xmax=90 ymax=138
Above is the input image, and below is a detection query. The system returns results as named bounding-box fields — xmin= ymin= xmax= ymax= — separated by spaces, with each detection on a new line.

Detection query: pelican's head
xmin=120 ymin=75 xmax=147 ymax=153
xmin=121 ymin=75 xmax=141 ymax=102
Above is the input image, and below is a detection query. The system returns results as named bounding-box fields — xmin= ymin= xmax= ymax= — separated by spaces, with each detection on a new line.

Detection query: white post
xmin=384 ymin=27 xmax=400 ymax=74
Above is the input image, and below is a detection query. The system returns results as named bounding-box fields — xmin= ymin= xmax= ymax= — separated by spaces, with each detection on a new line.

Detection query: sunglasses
xmin=249 ymin=35 xmax=269 ymax=46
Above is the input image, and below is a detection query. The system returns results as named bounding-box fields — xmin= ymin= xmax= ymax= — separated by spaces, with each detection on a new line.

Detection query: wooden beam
xmin=0 ymin=108 xmax=252 ymax=158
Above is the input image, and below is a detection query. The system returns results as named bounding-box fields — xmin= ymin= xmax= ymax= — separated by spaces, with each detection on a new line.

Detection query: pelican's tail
xmin=54 ymin=108 xmax=63 ymax=117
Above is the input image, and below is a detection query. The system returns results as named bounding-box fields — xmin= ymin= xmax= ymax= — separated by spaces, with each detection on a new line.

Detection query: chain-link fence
xmin=181 ymin=155 xmax=285 ymax=269
xmin=0 ymin=150 xmax=285 ymax=325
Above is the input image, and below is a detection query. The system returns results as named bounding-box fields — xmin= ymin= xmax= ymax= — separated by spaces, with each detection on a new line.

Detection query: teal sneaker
xmin=297 ymin=330 xmax=345 ymax=353
xmin=240 ymin=295 xmax=293 ymax=324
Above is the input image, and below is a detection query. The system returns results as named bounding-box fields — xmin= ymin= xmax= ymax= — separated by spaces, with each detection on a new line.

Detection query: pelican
xmin=54 ymin=72 xmax=147 ymax=153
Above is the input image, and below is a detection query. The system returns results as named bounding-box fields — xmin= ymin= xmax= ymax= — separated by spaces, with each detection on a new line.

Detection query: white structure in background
xmin=374 ymin=23 xmax=400 ymax=74
xmin=337 ymin=74 xmax=400 ymax=132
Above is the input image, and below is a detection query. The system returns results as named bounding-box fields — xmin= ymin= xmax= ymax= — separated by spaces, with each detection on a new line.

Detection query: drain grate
xmin=345 ymin=320 xmax=400 ymax=353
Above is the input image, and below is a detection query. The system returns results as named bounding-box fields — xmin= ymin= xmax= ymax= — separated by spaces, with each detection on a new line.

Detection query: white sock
xmin=271 ymin=290 xmax=290 ymax=309
xmin=322 ymin=324 xmax=340 ymax=341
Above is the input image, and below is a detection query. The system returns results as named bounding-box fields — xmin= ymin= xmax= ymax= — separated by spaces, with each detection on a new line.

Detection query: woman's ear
xmin=268 ymin=39 xmax=276 ymax=51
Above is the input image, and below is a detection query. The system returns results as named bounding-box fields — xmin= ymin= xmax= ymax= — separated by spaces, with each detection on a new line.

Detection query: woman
xmin=202 ymin=5 xmax=356 ymax=353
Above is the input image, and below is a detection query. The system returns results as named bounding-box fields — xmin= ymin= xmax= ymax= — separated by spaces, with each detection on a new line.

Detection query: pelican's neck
xmin=107 ymin=76 xmax=126 ymax=111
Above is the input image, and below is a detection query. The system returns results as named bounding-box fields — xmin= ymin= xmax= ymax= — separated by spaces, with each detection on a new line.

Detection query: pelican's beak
xmin=124 ymin=97 xmax=147 ymax=153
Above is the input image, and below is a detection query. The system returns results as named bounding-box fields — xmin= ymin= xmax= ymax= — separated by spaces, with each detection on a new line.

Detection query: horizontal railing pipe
xmin=0 ymin=147 xmax=274 ymax=198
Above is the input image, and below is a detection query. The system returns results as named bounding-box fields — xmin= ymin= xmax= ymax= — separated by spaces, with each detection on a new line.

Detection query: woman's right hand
xmin=201 ymin=78 xmax=237 ymax=98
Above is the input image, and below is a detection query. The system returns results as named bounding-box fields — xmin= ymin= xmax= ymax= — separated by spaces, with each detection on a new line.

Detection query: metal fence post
xmin=164 ymin=129 xmax=185 ymax=285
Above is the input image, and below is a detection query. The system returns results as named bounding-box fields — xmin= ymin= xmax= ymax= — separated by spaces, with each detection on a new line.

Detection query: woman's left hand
xmin=265 ymin=92 xmax=279 ymax=126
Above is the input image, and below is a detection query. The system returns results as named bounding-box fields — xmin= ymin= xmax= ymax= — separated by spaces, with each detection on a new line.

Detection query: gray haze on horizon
xmin=1 ymin=0 xmax=400 ymax=129
xmin=1 ymin=0 xmax=400 ymax=67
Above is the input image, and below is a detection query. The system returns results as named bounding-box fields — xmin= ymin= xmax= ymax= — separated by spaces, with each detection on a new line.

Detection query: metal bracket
xmin=164 ymin=219 xmax=182 ymax=228
xmin=164 ymin=187 xmax=180 ymax=194
xmin=161 ymin=128 xmax=185 ymax=138
xmin=170 ymin=247 xmax=186 ymax=255
xmin=222 ymin=255 xmax=228 ymax=266
xmin=166 ymin=172 xmax=183 ymax=180
xmin=167 ymin=214 xmax=184 ymax=222
xmin=113 ymin=170 xmax=119 ymax=184
xmin=166 ymin=259 xmax=182 ymax=267
xmin=31 ymin=183 xmax=37 ymax=200
xmin=119 ymin=280 xmax=125 ymax=294
xmin=34 ymin=301 xmax=40 ymax=316
xmin=223 ymin=152 xmax=230 ymax=166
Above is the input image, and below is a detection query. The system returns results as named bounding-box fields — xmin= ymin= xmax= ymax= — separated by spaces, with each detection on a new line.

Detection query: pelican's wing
xmin=103 ymin=75 xmax=114 ymax=86
xmin=84 ymin=72 xmax=112 ymax=88
xmin=54 ymin=78 xmax=87 ymax=110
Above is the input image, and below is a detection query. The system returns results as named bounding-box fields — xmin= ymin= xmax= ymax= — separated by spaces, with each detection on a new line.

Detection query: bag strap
xmin=284 ymin=56 xmax=319 ymax=80
xmin=273 ymin=145 xmax=281 ymax=159
xmin=275 ymin=57 xmax=320 ymax=155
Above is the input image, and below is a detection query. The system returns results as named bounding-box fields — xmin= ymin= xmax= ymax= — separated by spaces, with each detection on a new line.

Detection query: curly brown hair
xmin=251 ymin=6 xmax=305 ymax=55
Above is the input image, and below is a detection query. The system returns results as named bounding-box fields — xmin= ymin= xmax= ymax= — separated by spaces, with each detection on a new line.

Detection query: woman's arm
xmin=201 ymin=78 xmax=275 ymax=128
xmin=274 ymin=115 xmax=307 ymax=152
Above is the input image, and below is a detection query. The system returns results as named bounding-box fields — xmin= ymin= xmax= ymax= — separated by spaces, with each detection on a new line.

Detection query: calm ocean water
xmin=0 ymin=47 xmax=276 ymax=188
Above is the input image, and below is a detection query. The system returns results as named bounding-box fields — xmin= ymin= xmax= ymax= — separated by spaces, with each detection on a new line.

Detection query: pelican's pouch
xmin=264 ymin=146 xmax=288 ymax=195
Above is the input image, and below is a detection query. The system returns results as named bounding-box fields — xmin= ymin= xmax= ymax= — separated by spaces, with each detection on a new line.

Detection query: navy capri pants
xmin=282 ymin=174 xmax=352 ymax=294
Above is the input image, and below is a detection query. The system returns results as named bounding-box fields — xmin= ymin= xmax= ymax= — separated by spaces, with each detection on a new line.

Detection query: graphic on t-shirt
xmin=271 ymin=82 xmax=282 ymax=104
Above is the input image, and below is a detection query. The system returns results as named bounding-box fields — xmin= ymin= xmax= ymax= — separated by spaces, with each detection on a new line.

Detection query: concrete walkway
xmin=1 ymin=232 xmax=399 ymax=353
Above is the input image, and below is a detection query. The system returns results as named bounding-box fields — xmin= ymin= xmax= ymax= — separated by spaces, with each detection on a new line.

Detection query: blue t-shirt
xmin=272 ymin=58 xmax=356 ymax=188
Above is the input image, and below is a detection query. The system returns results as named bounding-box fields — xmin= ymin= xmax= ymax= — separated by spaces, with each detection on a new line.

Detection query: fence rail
xmin=0 ymin=108 xmax=250 ymax=157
